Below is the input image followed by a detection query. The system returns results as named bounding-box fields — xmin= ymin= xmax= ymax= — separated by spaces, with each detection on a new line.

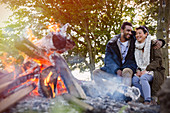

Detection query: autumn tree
xmin=0 ymin=0 xmax=137 ymax=77
xmin=1 ymin=0 xmax=167 ymax=78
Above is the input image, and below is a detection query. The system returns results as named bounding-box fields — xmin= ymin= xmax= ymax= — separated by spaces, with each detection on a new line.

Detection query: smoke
xmin=81 ymin=74 xmax=140 ymax=102
xmin=82 ymin=75 xmax=122 ymax=97
xmin=67 ymin=55 xmax=84 ymax=64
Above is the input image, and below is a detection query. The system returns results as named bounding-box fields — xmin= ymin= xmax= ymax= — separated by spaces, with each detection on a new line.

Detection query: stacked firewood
xmin=0 ymin=23 xmax=93 ymax=112
xmin=0 ymin=70 xmax=37 ymax=112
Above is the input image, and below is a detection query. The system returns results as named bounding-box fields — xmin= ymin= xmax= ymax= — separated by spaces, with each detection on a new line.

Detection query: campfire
xmin=0 ymin=22 xmax=89 ymax=112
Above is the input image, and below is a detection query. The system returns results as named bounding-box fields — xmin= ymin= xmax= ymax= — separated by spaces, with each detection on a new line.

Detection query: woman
xmin=132 ymin=26 xmax=165 ymax=105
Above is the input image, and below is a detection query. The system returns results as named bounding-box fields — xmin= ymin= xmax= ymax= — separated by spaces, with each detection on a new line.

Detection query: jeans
xmin=132 ymin=74 xmax=153 ymax=101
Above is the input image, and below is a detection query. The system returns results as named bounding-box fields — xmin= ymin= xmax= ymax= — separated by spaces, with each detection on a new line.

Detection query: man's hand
xmin=117 ymin=69 xmax=122 ymax=76
xmin=141 ymin=70 xmax=146 ymax=75
xmin=153 ymin=40 xmax=162 ymax=49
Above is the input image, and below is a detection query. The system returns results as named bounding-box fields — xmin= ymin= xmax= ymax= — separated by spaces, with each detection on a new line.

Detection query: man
xmin=93 ymin=22 xmax=164 ymax=86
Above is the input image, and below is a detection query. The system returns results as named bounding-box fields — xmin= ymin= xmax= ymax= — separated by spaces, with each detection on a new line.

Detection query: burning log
xmin=35 ymin=32 xmax=66 ymax=52
xmin=0 ymin=70 xmax=9 ymax=77
xmin=0 ymin=61 xmax=39 ymax=112
xmin=50 ymin=53 xmax=86 ymax=99
xmin=0 ymin=71 xmax=37 ymax=98
xmin=40 ymin=66 xmax=58 ymax=98
xmin=35 ymin=23 xmax=75 ymax=53
xmin=0 ymin=61 xmax=39 ymax=87
xmin=0 ymin=82 xmax=36 ymax=112
xmin=0 ymin=81 xmax=13 ymax=95
xmin=0 ymin=72 xmax=14 ymax=86
xmin=15 ymin=23 xmax=74 ymax=59
xmin=15 ymin=38 xmax=50 ymax=64
xmin=40 ymin=63 xmax=86 ymax=99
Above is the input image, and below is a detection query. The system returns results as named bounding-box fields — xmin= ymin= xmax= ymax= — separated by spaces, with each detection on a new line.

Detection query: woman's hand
xmin=136 ymin=70 xmax=141 ymax=77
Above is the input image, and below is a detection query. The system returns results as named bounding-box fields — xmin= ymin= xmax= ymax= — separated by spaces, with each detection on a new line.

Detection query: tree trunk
xmin=84 ymin=19 xmax=95 ymax=80
xmin=157 ymin=0 xmax=169 ymax=77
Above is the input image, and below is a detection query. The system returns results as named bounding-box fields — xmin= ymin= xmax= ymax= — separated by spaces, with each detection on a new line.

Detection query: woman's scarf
xmin=135 ymin=35 xmax=151 ymax=71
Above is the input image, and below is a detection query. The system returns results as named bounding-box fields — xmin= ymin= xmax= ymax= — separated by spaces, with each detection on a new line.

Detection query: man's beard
xmin=123 ymin=34 xmax=131 ymax=41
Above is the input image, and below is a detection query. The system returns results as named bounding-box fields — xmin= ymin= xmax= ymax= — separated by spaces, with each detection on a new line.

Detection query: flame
xmin=44 ymin=71 xmax=56 ymax=98
xmin=57 ymin=75 xmax=68 ymax=95
xmin=43 ymin=72 xmax=68 ymax=97
xmin=44 ymin=71 xmax=53 ymax=86
xmin=51 ymin=82 xmax=55 ymax=98
xmin=34 ymin=58 xmax=51 ymax=65
xmin=0 ymin=53 xmax=41 ymax=96
xmin=47 ymin=16 xmax=60 ymax=32
xmin=47 ymin=23 xmax=60 ymax=33
xmin=0 ymin=53 xmax=16 ymax=74
xmin=7 ymin=77 xmax=39 ymax=96
xmin=31 ymin=78 xmax=39 ymax=95
xmin=32 ymin=87 xmax=39 ymax=96
xmin=26 ymin=28 xmax=37 ymax=43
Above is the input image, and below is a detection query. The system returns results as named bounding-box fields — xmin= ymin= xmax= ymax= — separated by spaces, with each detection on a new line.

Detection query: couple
xmin=93 ymin=22 xmax=165 ymax=105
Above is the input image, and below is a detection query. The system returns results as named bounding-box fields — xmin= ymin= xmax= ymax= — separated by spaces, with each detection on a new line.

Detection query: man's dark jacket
xmin=101 ymin=34 xmax=137 ymax=76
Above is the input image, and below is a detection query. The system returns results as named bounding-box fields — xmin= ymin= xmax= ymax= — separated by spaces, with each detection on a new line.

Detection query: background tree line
xmin=0 ymin=0 xmax=169 ymax=78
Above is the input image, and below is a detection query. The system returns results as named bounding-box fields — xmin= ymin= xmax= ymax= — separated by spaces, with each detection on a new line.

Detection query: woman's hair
xmin=136 ymin=26 xmax=149 ymax=34
xmin=136 ymin=67 xmax=142 ymax=72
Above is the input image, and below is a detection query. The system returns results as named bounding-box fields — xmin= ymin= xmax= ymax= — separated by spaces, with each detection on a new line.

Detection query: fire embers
xmin=39 ymin=66 xmax=68 ymax=98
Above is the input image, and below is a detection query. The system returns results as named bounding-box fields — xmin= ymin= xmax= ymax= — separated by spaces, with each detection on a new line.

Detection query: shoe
xmin=143 ymin=100 xmax=157 ymax=105
xmin=144 ymin=101 xmax=152 ymax=105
